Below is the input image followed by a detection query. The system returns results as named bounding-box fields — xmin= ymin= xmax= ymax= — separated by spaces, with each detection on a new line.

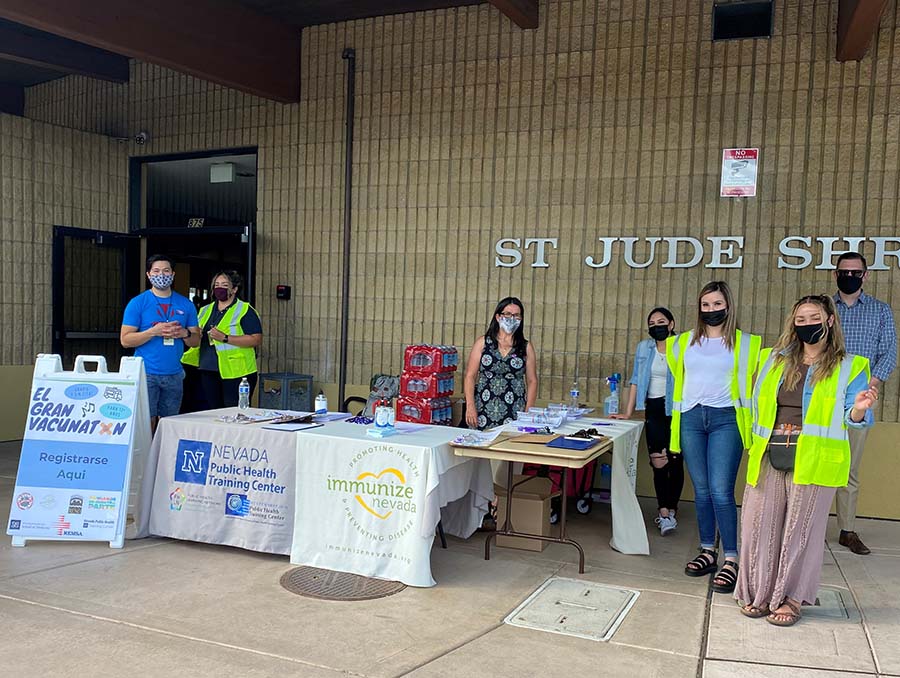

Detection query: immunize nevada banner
xmin=291 ymin=435 xmax=432 ymax=587
xmin=8 ymin=377 xmax=137 ymax=542
xmin=149 ymin=420 xmax=295 ymax=555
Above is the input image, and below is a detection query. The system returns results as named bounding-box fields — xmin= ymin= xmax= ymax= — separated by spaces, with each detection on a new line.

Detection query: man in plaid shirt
xmin=833 ymin=251 xmax=898 ymax=555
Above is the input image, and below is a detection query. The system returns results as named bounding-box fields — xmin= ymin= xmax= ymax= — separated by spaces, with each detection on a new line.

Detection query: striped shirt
xmin=834 ymin=291 xmax=897 ymax=382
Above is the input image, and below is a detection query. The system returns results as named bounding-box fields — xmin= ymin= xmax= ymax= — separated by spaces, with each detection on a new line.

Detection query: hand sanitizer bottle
xmin=315 ymin=391 xmax=328 ymax=414
xmin=603 ymin=374 xmax=620 ymax=416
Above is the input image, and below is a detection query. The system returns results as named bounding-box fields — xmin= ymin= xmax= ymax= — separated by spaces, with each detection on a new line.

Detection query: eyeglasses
xmin=499 ymin=312 xmax=522 ymax=319
xmin=837 ymin=269 xmax=865 ymax=278
xmin=569 ymin=428 xmax=601 ymax=439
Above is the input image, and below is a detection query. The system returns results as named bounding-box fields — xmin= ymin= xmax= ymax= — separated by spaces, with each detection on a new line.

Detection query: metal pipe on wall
xmin=338 ymin=48 xmax=356 ymax=409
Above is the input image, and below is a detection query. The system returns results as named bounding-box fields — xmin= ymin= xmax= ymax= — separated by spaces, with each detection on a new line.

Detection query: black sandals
xmin=712 ymin=561 xmax=739 ymax=593
xmin=684 ymin=548 xmax=718 ymax=576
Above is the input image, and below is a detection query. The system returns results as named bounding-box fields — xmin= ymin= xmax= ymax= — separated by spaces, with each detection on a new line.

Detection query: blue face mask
xmin=149 ymin=273 xmax=174 ymax=290
xmin=499 ymin=317 xmax=521 ymax=334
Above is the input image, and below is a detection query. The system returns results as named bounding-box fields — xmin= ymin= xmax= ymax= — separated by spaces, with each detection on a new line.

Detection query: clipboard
xmin=507 ymin=433 xmax=557 ymax=445
xmin=546 ymin=436 xmax=596 ymax=451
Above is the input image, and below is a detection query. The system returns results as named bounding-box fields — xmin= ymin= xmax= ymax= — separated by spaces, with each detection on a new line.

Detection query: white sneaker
xmin=659 ymin=515 xmax=677 ymax=536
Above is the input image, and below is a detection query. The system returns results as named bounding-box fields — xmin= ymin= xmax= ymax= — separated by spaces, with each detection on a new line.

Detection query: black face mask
xmin=648 ymin=325 xmax=670 ymax=342
xmin=701 ymin=309 xmax=728 ymax=327
xmin=795 ymin=323 xmax=825 ymax=345
xmin=837 ymin=275 xmax=863 ymax=295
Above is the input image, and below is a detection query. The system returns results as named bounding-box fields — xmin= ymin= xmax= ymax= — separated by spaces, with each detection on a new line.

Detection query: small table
xmin=453 ymin=437 xmax=613 ymax=573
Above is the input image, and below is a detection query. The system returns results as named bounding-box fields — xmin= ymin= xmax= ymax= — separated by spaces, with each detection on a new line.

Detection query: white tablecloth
xmin=498 ymin=417 xmax=648 ymax=555
xmin=290 ymin=421 xmax=493 ymax=587
xmin=135 ymin=410 xmax=493 ymax=584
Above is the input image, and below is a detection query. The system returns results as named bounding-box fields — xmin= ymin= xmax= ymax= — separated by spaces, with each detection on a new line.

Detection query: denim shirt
xmin=628 ymin=338 xmax=675 ymax=415
xmin=766 ymin=358 xmax=873 ymax=429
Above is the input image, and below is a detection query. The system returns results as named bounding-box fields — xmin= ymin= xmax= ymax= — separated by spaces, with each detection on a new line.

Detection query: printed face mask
xmin=648 ymin=325 xmax=670 ymax=341
xmin=795 ymin=323 xmax=825 ymax=345
xmin=149 ymin=273 xmax=174 ymax=290
xmin=836 ymin=275 xmax=863 ymax=295
xmin=213 ymin=288 xmax=230 ymax=301
xmin=499 ymin=317 xmax=521 ymax=334
xmin=700 ymin=309 xmax=727 ymax=327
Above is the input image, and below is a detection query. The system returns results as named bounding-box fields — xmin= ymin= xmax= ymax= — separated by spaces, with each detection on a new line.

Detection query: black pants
xmin=645 ymin=396 xmax=684 ymax=511
xmin=199 ymin=370 xmax=258 ymax=410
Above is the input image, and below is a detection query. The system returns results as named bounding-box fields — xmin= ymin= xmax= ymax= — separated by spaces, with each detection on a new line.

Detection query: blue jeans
xmin=680 ymin=405 xmax=743 ymax=558
xmin=147 ymin=372 xmax=184 ymax=417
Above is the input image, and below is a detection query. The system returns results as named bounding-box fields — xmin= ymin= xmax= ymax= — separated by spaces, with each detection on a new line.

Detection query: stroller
xmin=342 ymin=374 xmax=399 ymax=415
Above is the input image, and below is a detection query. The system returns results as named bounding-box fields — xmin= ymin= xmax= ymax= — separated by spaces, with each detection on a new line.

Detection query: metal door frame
xmin=51 ymin=225 xmax=140 ymax=356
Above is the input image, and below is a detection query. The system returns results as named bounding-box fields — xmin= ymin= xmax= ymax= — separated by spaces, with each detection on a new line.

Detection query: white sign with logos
xmin=291 ymin=423 xmax=493 ymax=587
xmin=147 ymin=412 xmax=296 ymax=554
xmin=494 ymin=236 xmax=900 ymax=270
xmin=292 ymin=436 xmax=432 ymax=586
xmin=7 ymin=354 xmax=150 ymax=548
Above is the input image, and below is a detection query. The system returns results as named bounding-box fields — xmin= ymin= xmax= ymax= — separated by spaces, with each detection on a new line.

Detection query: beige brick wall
xmin=18 ymin=0 xmax=900 ymax=423
xmin=0 ymin=113 xmax=127 ymax=366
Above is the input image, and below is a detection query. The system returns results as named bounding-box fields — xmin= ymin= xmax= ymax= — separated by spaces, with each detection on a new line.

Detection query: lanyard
xmin=151 ymin=291 xmax=173 ymax=323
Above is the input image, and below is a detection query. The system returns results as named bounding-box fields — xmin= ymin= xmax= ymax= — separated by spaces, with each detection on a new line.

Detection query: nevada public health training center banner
xmin=148 ymin=417 xmax=296 ymax=555
xmin=7 ymin=355 xmax=148 ymax=548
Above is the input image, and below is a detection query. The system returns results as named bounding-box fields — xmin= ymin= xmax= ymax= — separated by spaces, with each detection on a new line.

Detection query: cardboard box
xmin=494 ymin=475 xmax=559 ymax=552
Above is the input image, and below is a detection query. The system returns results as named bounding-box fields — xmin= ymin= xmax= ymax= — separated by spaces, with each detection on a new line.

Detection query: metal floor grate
xmin=280 ymin=566 xmax=406 ymax=601
xmin=808 ymin=586 xmax=851 ymax=620
xmin=504 ymin=577 xmax=640 ymax=642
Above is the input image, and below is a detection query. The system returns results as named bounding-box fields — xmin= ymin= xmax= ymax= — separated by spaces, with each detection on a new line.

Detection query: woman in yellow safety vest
xmin=182 ymin=270 xmax=263 ymax=409
xmin=668 ymin=281 xmax=761 ymax=594
xmin=736 ymin=295 xmax=876 ymax=626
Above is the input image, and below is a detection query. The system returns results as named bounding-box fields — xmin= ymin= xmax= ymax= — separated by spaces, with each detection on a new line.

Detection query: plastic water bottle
xmin=315 ymin=391 xmax=328 ymax=414
xmin=238 ymin=377 xmax=250 ymax=410
xmin=604 ymin=374 xmax=620 ymax=416
xmin=387 ymin=398 xmax=396 ymax=427
xmin=569 ymin=381 xmax=580 ymax=410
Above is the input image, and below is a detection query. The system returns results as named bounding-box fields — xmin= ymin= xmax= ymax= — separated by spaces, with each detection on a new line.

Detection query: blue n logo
xmin=174 ymin=439 xmax=211 ymax=485
xmin=181 ymin=449 xmax=205 ymax=475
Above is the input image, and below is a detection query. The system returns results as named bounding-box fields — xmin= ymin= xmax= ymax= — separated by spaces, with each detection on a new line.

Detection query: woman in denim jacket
xmin=612 ymin=307 xmax=681 ymax=535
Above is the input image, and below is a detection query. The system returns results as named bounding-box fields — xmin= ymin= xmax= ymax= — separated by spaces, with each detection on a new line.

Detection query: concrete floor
xmin=0 ymin=439 xmax=898 ymax=677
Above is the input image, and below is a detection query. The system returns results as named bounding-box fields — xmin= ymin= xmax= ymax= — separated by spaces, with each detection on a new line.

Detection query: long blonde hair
xmin=772 ymin=295 xmax=846 ymax=389
xmin=692 ymin=281 xmax=738 ymax=351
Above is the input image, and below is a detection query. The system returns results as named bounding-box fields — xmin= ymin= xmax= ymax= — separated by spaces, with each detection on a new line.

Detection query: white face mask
xmin=499 ymin=317 xmax=521 ymax=334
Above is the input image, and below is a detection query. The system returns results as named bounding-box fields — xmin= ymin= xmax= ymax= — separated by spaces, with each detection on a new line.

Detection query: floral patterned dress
xmin=475 ymin=336 xmax=527 ymax=429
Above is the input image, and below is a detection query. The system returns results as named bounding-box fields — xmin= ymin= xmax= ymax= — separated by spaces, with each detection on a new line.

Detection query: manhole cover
xmin=504 ymin=577 xmax=640 ymax=641
xmin=280 ymin=567 xmax=406 ymax=601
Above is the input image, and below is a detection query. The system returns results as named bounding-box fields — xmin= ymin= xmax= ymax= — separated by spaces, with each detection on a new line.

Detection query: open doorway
xmin=130 ymin=148 xmax=258 ymax=306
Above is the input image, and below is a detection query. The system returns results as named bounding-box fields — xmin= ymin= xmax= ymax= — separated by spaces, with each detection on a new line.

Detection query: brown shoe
xmin=839 ymin=530 xmax=871 ymax=555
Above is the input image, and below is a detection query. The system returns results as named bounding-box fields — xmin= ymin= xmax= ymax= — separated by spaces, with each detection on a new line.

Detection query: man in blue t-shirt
xmin=121 ymin=255 xmax=200 ymax=432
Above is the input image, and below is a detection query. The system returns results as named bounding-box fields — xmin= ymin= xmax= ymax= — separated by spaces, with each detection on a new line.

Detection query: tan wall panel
xmin=0 ymin=113 xmax=127 ymax=370
xmin=0 ymin=366 xmax=34 ymax=441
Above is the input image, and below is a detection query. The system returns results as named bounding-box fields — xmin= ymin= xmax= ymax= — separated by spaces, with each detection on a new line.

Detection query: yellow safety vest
xmin=666 ymin=329 xmax=761 ymax=452
xmin=746 ymin=348 xmax=870 ymax=487
xmin=182 ymin=300 xmax=258 ymax=379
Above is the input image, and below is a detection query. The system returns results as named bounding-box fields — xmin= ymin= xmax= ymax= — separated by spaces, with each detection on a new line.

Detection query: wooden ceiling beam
xmin=837 ymin=0 xmax=888 ymax=62
xmin=0 ymin=19 xmax=128 ymax=82
xmin=488 ymin=0 xmax=538 ymax=29
xmin=0 ymin=0 xmax=300 ymax=102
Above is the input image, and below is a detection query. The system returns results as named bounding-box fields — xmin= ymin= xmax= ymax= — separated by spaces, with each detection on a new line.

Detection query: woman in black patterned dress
xmin=463 ymin=297 xmax=538 ymax=429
